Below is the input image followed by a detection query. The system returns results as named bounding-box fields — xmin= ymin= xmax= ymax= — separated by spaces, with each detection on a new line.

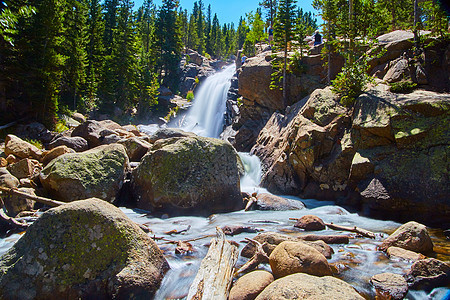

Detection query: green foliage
xmin=237 ymin=97 xmax=243 ymax=107
xmin=389 ymin=80 xmax=418 ymax=94
xmin=164 ymin=106 xmax=179 ymax=122
xmin=194 ymin=76 xmax=200 ymax=84
xmin=245 ymin=11 xmax=265 ymax=52
xmin=186 ymin=90 xmax=195 ymax=101
xmin=55 ymin=120 xmax=69 ymax=133
xmin=331 ymin=55 xmax=373 ymax=106
xmin=259 ymin=0 xmax=278 ymax=25
xmin=24 ymin=138 xmax=43 ymax=149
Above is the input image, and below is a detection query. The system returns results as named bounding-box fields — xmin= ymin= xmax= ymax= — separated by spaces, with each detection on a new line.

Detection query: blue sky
xmin=134 ymin=0 xmax=319 ymax=26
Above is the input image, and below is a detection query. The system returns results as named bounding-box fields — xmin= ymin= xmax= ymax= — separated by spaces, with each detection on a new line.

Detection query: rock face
xmin=269 ymin=241 xmax=332 ymax=278
xmin=251 ymin=84 xmax=450 ymax=226
xmin=234 ymin=53 xmax=327 ymax=151
xmin=255 ymin=273 xmax=364 ymax=300
xmin=370 ymin=273 xmax=408 ymax=300
xmin=379 ymin=221 xmax=433 ymax=254
xmin=132 ymin=136 xmax=243 ymax=214
xmin=40 ymin=144 xmax=130 ymax=202
xmin=0 ymin=199 xmax=169 ymax=299
xmin=229 ymin=270 xmax=274 ymax=300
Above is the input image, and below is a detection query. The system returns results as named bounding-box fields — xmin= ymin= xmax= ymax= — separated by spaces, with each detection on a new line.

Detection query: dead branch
xmin=0 ymin=186 xmax=66 ymax=207
xmin=325 ymin=222 xmax=376 ymax=239
xmin=0 ymin=207 xmax=28 ymax=230
xmin=164 ymin=225 xmax=191 ymax=235
xmin=244 ymin=197 xmax=256 ymax=211
xmin=234 ymin=238 xmax=269 ymax=277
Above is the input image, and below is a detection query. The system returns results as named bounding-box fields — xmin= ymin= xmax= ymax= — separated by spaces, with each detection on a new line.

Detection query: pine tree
xmin=61 ymin=0 xmax=88 ymax=111
xmin=237 ymin=17 xmax=249 ymax=50
xmin=154 ymin=0 xmax=182 ymax=90
xmin=205 ymin=4 xmax=212 ymax=55
xmin=85 ymin=0 xmax=104 ymax=111
xmin=273 ymin=0 xmax=297 ymax=106
xmin=259 ymin=0 xmax=278 ymax=26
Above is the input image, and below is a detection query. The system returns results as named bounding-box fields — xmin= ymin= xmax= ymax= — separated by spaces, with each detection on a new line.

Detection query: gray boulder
xmin=0 ymin=199 xmax=169 ymax=299
xmin=40 ymin=144 xmax=130 ymax=203
xmin=132 ymin=136 xmax=243 ymax=213
xmin=48 ymin=136 xmax=89 ymax=152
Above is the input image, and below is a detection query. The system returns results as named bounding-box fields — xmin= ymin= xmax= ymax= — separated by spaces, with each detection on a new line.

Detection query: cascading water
xmin=181 ymin=64 xmax=236 ymax=138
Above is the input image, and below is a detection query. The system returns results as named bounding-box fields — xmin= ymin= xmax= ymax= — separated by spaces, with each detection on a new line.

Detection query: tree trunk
xmin=283 ymin=44 xmax=287 ymax=108
xmin=186 ymin=227 xmax=239 ymax=300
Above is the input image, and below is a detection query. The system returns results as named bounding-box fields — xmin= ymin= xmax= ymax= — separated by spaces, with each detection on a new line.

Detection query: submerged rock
xmin=0 ymin=199 xmax=169 ymax=299
xmin=293 ymin=215 xmax=326 ymax=231
xmin=132 ymin=136 xmax=243 ymax=214
xmin=379 ymin=221 xmax=433 ymax=254
xmin=255 ymin=273 xmax=364 ymax=300
xmin=40 ymin=144 xmax=130 ymax=203
xmin=269 ymin=241 xmax=332 ymax=278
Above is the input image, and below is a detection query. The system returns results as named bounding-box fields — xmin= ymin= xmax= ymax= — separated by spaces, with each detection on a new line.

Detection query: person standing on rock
xmin=268 ymin=26 xmax=274 ymax=49
xmin=313 ymin=30 xmax=322 ymax=46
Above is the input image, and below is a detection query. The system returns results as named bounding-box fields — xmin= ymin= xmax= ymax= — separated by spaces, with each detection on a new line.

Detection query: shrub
xmin=194 ymin=77 xmax=199 ymax=84
xmin=331 ymin=55 xmax=373 ymax=107
xmin=186 ymin=91 xmax=194 ymax=101
xmin=25 ymin=138 xmax=43 ymax=149
xmin=55 ymin=119 xmax=69 ymax=133
xmin=389 ymin=80 xmax=418 ymax=93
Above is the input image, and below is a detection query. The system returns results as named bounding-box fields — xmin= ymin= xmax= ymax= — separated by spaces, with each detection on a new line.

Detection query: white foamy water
xmin=180 ymin=64 xmax=236 ymax=138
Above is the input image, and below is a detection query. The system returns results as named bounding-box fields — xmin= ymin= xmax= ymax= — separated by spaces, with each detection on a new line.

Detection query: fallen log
xmin=0 ymin=186 xmax=66 ymax=207
xmin=186 ymin=227 xmax=239 ymax=300
xmin=234 ymin=238 xmax=269 ymax=277
xmin=325 ymin=222 xmax=376 ymax=239
xmin=300 ymin=234 xmax=350 ymax=244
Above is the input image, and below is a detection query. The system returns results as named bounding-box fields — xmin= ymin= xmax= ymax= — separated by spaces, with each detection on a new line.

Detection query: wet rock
xmin=229 ymin=270 xmax=274 ymax=300
xmin=0 ymin=198 xmax=169 ymax=299
xmin=269 ymin=241 xmax=332 ymax=278
xmin=2 ymin=187 xmax=36 ymax=217
xmin=379 ymin=221 xmax=433 ymax=254
xmin=148 ymin=128 xmax=196 ymax=143
xmin=370 ymin=272 xmax=408 ymax=300
xmin=222 ymin=225 xmax=259 ymax=236
xmin=42 ymin=145 xmax=75 ymax=166
xmin=241 ymin=232 xmax=334 ymax=259
xmin=132 ymin=136 xmax=243 ymax=214
xmin=294 ymin=215 xmax=325 ymax=231
xmin=387 ymin=246 xmax=425 ymax=262
xmin=255 ymin=193 xmax=305 ymax=211
xmin=118 ymin=137 xmax=152 ymax=162
xmin=7 ymin=158 xmax=39 ymax=179
xmin=40 ymin=144 xmax=130 ymax=203
xmin=0 ymin=167 xmax=19 ymax=189
xmin=4 ymin=134 xmax=42 ymax=161
xmin=48 ymin=136 xmax=89 ymax=152
xmin=405 ymin=258 xmax=450 ymax=290
xmin=255 ymin=273 xmax=364 ymax=300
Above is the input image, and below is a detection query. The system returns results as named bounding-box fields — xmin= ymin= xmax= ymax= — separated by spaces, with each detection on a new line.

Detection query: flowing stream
xmin=0 ymin=63 xmax=448 ymax=300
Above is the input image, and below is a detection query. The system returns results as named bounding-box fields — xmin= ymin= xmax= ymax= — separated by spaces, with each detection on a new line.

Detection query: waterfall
xmin=181 ymin=64 xmax=236 ymax=138
xmin=238 ymin=152 xmax=268 ymax=195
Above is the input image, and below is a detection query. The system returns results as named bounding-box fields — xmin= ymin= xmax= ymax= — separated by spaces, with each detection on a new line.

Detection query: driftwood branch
xmin=234 ymin=238 xmax=269 ymax=277
xmin=0 ymin=186 xmax=66 ymax=207
xmin=325 ymin=222 xmax=376 ymax=239
xmin=186 ymin=227 xmax=239 ymax=300
xmin=244 ymin=197 xmax=256 ymax=211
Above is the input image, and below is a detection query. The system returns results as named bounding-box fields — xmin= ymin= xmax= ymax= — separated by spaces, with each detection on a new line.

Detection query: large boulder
xmin=269 ymin=241 xmax=332 ymax=278
xmin=132 ymin=136 xmax=243 ymax=213
xmin=4 ymin=134 xmax=42 ymax=161
xmin=0 ymin=199 xmax=169 ymax=299
xmin=71 ymin=120 xmax=124 ymax=148
xmin=39 ymin=144 xmax=130 ymax=203
xmin=229 ymin=270 xmax=274 ymax=300
xmin=379 ymin=221 xmax=433 ymax=254
xmin=118 ymin=137 xmax=152 ymax=162
xmin=255 ymin=273 xmax=364 ymax=300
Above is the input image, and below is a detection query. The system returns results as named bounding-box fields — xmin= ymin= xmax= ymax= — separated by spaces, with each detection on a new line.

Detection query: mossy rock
xmin=39 ymin=144 xmax=130 ymax=203
xmin=132 ymin=136 xmax=243 ymax=214
xmin=0 ymin=198 xmax=169 ymax=299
